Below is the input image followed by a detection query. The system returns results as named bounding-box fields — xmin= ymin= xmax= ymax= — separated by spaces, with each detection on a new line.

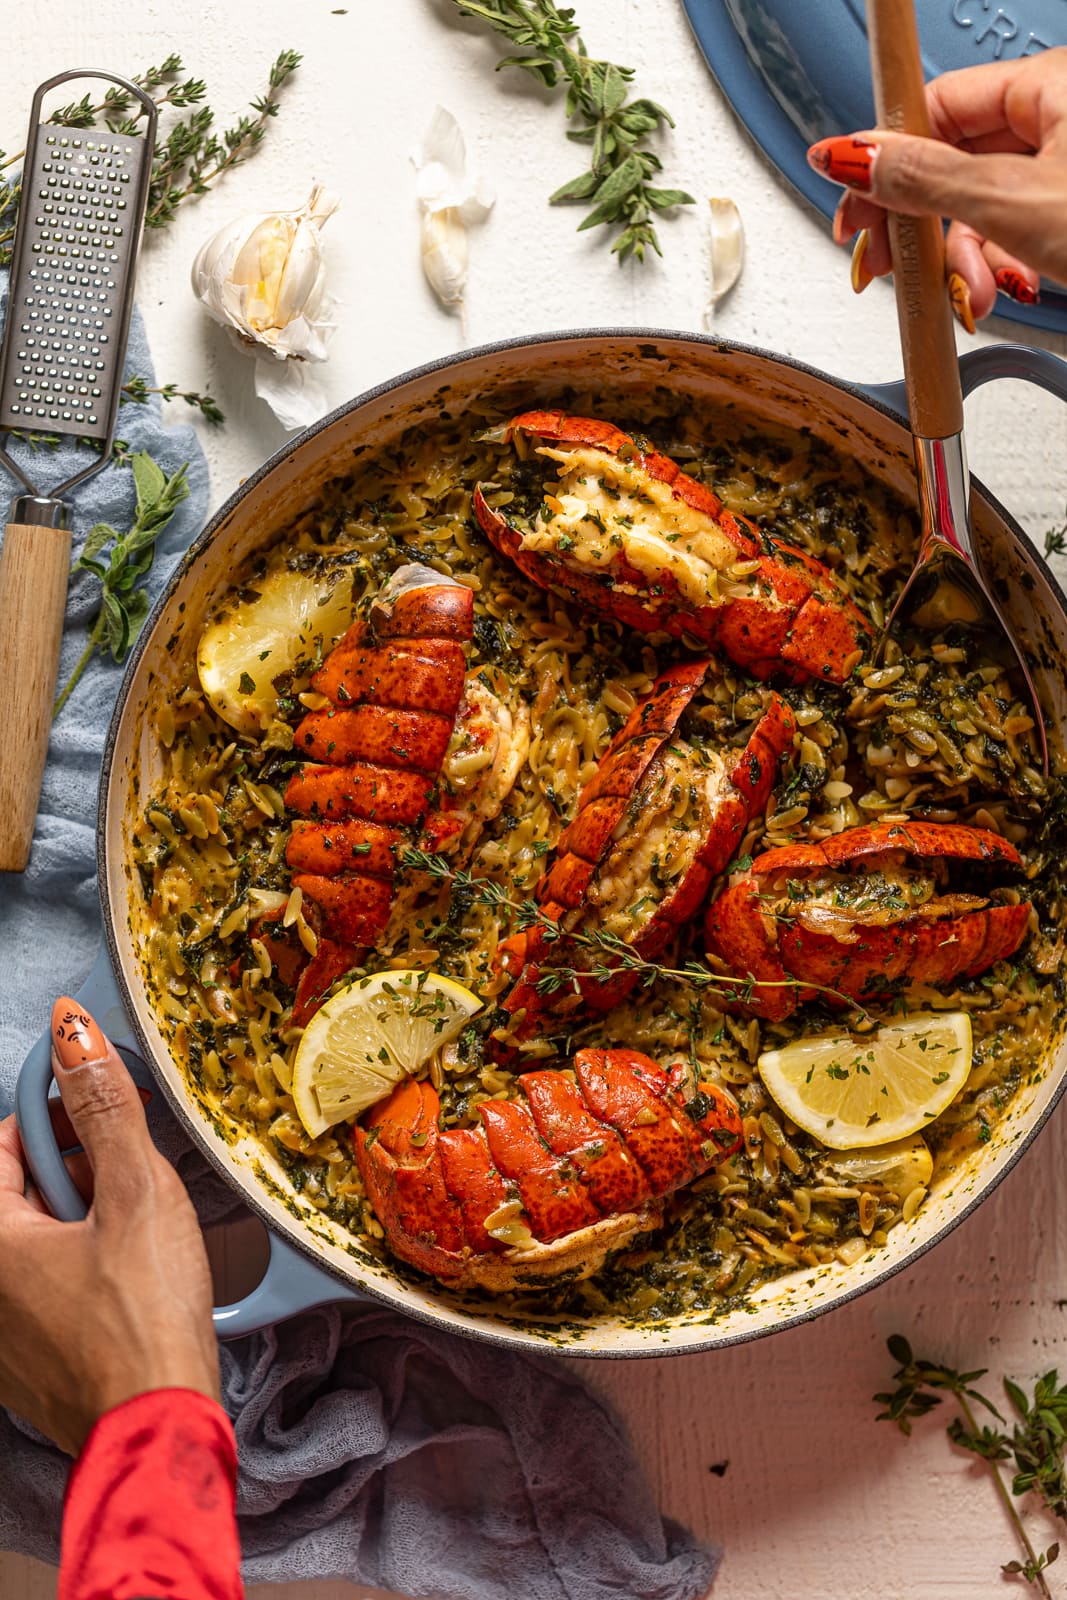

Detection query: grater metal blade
xmin=0 ymin=70 xmax=157 ymax=497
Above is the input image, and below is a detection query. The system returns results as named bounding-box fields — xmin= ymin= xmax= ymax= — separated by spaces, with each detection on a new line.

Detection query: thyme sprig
xmin=450 ymin=0 xmax=693 ymax=262
xmin=121 ymin=375 xmax=224 ymax=426
xmin=145 ymin=49 xmax=302 ymax=229
xmin=47 ymin=55 xmax=208 ymax=136
xmin=401 ymin=848 xmax=869 ymax=1017
xmin=876 ymin=1335 xmax=1065 ymax=1592
xmin=53 ymin=452 xmax=189 ymax=717
xmin=0 ymin=375 xmax=223 ymax=460
xmin=0 ymin=48 xmax=300 ymax=262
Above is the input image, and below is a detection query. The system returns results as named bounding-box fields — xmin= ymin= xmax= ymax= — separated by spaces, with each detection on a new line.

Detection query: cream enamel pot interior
xmin=17 ymin=330 xmax=1067 ymax=1353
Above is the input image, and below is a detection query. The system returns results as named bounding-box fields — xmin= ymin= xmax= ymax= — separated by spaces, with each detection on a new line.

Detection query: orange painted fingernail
xmin=851 ymin=229 xmax=873 ymax=294
xmin=51 ymin=998 xmax=108 ymax=1070
xmin=833 ymin=203 xmax=855 ymax=246
xmin=995 ymin=267 xmax=1039 ymax=305
xmin=948 ymin=272 xmax=976 ymax=335
xmin=807 ymin=135 xmax=879 ymax=192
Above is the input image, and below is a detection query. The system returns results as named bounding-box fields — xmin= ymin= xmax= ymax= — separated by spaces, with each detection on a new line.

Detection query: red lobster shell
xmin=353 ymin=1047 xmax=743 ymax=1289
xmin=497 ymin=659 xmax=797 ymax=1034
xmin=473 ymin=411 xmax=872 ymax=684
xmin=704 ymin=820 xmax=1031 ymax=1020
xmin=281 ymin=565 xmax=474 ymax=1023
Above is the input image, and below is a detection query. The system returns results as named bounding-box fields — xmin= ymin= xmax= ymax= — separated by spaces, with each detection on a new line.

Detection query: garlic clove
xmin=412 ymin=106 xmax=493 ymax=319
xmin=420 ymin=207 xmax=471 ymax=310
xmin=705 ymin=196 xmax=745 ymax=325
xmin=233 ymin=215 xmax=294 ymax=334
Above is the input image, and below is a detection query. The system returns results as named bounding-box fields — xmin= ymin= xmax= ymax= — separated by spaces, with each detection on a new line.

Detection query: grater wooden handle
xmin=867 ymin=0 xmax=964 ymax=441
xmin=0 ymin=520 xmax=72 ymax=872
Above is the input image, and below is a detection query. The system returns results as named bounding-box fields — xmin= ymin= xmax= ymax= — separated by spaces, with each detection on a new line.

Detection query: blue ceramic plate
xmin=682 ymin=0 xmax=1067 ymax=333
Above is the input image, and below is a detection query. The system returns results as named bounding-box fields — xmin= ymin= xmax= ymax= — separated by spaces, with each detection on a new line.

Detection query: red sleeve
xmin=58 ymin=1388 xmax=243 ymax=1600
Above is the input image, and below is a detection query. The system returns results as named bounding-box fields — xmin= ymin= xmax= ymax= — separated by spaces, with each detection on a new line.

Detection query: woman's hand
xmin=806 ymin=47 xmax=1067 ymax=319
xmin=0 ymin=1000 xmax=219 ymax=1456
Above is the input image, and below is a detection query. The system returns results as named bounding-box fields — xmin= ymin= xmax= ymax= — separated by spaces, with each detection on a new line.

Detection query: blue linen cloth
xmin=0 ymin=286 xmax=718 ymax=1600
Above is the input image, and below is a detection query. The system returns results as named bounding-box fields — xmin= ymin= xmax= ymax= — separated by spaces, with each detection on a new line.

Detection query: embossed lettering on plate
xmin=950 ymin=0 xmax=1051 ymax=59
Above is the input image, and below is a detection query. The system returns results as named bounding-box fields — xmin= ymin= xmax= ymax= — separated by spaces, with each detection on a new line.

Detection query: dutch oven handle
xmin=958 ymin=343 xmax=1067 ymax=402
xmin=863 ymin=343 xmax=1067 ymax=416
xmin=14 ymin=944 xmax=361 ymax=1338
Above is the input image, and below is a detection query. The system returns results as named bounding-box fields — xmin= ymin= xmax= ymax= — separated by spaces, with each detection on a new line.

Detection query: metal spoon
xmin=867 ymin=0 xmax=1049 ymax=776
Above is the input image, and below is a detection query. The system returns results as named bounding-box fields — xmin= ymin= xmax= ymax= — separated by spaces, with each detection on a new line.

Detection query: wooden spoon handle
xmin=867 ymin=0 xmax=963 ymax=440
xmin=0 ymin=520 xmax=72 ymax=872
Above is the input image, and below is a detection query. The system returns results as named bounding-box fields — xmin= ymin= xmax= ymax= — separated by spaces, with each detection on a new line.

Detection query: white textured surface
xmin=5 ymin=4 xmax=1067 ymax=1598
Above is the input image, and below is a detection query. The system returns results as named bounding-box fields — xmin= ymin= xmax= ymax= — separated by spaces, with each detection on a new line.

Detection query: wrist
xmin=73 ymin=1349 xmax=221 ymax=1455
xmin=82 ymin=1383 xmax=230 ymax=1442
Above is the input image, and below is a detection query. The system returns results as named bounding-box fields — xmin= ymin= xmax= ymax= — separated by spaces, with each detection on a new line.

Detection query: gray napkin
xmin=0 ymin=288 xmax=718 ymax=1600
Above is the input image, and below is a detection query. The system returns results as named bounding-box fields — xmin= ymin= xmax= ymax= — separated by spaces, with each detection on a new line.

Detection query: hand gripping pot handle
xmin=14 ymin=944 xmax=360 ymax=1337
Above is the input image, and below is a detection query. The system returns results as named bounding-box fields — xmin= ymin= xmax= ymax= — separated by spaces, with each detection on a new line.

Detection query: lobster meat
xmin=497 ymin=659 xmax=796 ymax=1035
xmin=704 ymin=820 xmax=1031 ymax=1020
xmin=281 ymin=565 xmax=528 ymax=1023
xmin=473 ymin=411 xmax=872 ymax=684
xmin=353 ymin=1047 xmax=743 ymax=1289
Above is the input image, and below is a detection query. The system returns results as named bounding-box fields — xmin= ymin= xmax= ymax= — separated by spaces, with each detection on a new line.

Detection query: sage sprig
xmin=876 ymin=1335 xmax=1064 ymax=1593
xmin=53 ymin=452 xmax=189 ymax=717
xmin=450 ymin=0 xmax=693 ymax=262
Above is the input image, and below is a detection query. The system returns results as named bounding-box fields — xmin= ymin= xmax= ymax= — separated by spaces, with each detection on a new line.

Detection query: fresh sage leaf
xmin=54 ymin=452 xmax=190 ymax=718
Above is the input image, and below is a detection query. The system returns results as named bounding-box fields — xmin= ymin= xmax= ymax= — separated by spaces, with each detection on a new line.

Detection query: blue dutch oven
xmin=16 ymin=330 xmax=1067 ymax=1351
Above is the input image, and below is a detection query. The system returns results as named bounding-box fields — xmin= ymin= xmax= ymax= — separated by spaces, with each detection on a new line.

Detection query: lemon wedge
xmin=291 ymin=970 xmax=483 ymax=1139
xmin=197 ymin=565 xmax=355 ymax=735
xmin=757 ymin=1012 xmax=972 ymax=1150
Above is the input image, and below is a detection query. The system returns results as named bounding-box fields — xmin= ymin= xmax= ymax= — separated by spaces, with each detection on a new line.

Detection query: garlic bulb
xmin=412 ymin=107 xmax=493 ymax=323
xmin=191 ymin=183 xmax=340 ymax=429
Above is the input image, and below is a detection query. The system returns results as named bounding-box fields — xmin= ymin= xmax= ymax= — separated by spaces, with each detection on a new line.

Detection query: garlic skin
xmin=191 ymin=183 xmax=340 ymax=429
xmin=412 ymin=107 xmax=493 ymax=322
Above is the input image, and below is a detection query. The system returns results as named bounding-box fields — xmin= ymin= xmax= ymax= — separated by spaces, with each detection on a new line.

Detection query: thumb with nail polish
xmin=49 ymin=996 xmax=158 ymax=1190
xmin=0 ymin=998 xmax=219 ymax=1456
xmin=806 ymin=51 xmax=1067 ymax=320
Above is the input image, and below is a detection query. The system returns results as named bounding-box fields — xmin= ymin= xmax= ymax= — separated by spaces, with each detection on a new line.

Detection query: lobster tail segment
xmin=705 ymin=820 xmax=1031 ymax=1019
xmin=474 ymin=411 xmax=872 ymax=684
xmin=279 ymin=566 xmax=529 ymax=1025
xmin=352 ymin=1048 xmax=742 ymax=1290
xmin=496 ymin=666 xmax=796 ymax=1039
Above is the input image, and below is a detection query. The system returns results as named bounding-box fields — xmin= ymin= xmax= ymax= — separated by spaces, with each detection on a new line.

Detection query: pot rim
xmin=96 ymin=326 xmax=1067 ymax=1356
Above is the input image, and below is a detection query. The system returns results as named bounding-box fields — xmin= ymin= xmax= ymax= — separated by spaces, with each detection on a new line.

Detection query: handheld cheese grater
xmin=0 ymin=70 xmax=157 ymax=871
